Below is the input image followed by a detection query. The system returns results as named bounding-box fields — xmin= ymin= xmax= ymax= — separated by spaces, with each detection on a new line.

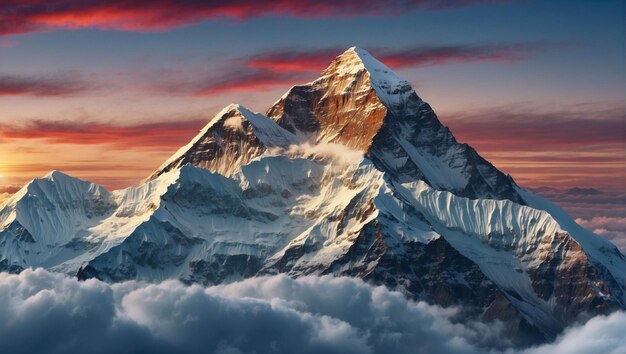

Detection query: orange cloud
xmin=153 ymin=69 xmax=311 ymax=96
xmin=0 ymin=118 xmax=205 ymax=148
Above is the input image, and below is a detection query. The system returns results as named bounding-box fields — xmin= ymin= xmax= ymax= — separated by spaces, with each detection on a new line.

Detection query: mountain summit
xmin=267 ymin=47 xmax=413 ymax=149
xmin=1 ymin=47 xmax=624 ymax=347
xmin=268 ymin=47 xmax=524 ymax=201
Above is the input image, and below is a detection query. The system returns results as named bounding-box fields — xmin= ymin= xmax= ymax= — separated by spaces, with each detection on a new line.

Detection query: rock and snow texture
xmin=0 ymin=47 xmax=624 ymax=347
xmin=268 ymin=47 xmax=524 ymax=202
xmin=149 ymin=104 xmax=297 ymax=180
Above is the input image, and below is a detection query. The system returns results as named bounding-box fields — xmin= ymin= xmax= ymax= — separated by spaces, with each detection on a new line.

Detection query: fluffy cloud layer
xmin=0 ymin=269 xmax=624 ymax=354
xmin=575 ymin=216 xmax=626 ymax=253
xmin=516 ymin=311 xmax=626 ymax=354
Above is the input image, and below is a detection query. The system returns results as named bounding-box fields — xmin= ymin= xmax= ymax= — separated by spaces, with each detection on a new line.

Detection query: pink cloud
xmin=0 ymin=1 xmax=498 ymax=36
xmin=247 ymin=44 xmax=545 ymax=73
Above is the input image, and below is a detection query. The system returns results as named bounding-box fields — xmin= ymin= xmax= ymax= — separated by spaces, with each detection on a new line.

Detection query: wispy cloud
xmin=442 ymin=105 xmax=626 ymax=151
xmin=0 ymin=118 xmax=204 ymax=148
xmin=156 ymin=43 xmax=548 ymax=96
xmin=248 ymin=44 xmax=548 ymax=73
xmin=0 ymin=40 xmax=17 ymax=48
xmin=0 ymin=74 xmax=91 ymax=96
xmin=439 ymin=105 xmax=626 ymax=189
xmin=246 ymin=49 xmax=341 ymax=73
xmin=530 ymin=187 xmax=626 ymax=253
xmin=155 ymin=70 xmax=309 ymax=97
xmin=0 ymin=1 xmax=499 ymax=36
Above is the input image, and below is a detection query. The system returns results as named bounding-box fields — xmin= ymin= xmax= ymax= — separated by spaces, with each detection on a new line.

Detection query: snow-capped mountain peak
xmin=266 ymin=47 xmax=523 ymax=202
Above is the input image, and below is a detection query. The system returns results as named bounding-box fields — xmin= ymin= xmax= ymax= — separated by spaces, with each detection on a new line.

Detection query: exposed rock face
xmin=267 ymin=49 xmax=391 ymax=150
xmin=526 ymin=231 xmax=623 ymax=323
xmin=268 ymin=48 xmax=524 ymax=202
xmin=1 ymin=47 xmax=624 ymax=348
xmin=149 ymin=104 xmax=297 ymax=179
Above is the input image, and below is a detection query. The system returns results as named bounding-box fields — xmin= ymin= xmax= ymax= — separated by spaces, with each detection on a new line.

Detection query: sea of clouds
xmin=532 ymin=187 xmax=626 ymax=253
xmin=0 ymin=268 xmax=624 ymax=354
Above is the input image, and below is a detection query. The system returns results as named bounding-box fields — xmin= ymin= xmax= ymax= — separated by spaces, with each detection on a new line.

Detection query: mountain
xmin=0 ymin=47 xmax=624 ymax=347
xmin=267 ymin=48 xmax=524 ymax=202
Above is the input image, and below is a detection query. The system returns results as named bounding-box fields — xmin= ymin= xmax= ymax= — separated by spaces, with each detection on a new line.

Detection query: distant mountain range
xmin=1 ymin=47 xmax=623 ymax=347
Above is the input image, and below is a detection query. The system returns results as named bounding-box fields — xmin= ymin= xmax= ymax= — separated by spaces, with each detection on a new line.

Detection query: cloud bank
xmin=154 ymin=43 xmax=549 ymax=97
xmin=530 ymin=187 xmax=626 ymax=253
xmin=0 ymin=118 xmax=205 ymax=149
xmin=0 ymin=1 xmax=497 ymax=36
xmin=0 ymin=269 xmax=624 ymax=354
xmin=515 ymin=311 xmax=626 ymax=354
xmin=0 ymin=74 xmax=90 ymax=96
xmin=248 ymin=44 xmax=548 ymax=73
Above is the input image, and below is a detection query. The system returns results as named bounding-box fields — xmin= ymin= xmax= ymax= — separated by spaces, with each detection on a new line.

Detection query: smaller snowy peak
xmin=41 ymin=170 xmax=88 ymax=185
xmin=0 ymin=170 xmax=115 ymax=246
xmin=5 ymin=170 xmax=110 ymax=208
xmin=232 ymin=104 xmax=299 ymax=147
xmin=39 ymin=170 xmax=108 ymax=193
xmin=149 ymin=104 xmax=298 ymax=180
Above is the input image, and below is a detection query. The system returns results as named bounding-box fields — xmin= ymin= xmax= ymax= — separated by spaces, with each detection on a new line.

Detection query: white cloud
xmin=575 ymin=216 xmax=626 ymax=231
xmin=575 ymin=216 xmax=626 ymax=253
xmin=267 ymin=142 xmax=365 ymax=165
xmin=0 ymin=269 xmax=624 ymax=354
xmin=516 ymin=311 xmax=626 ymax=354
xmin=531 ymin=188 xmax=626 ymax=254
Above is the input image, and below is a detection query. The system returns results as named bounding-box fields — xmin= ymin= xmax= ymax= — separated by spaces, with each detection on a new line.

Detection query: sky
xmin=0 ymin=0 xmax=624 ymax=197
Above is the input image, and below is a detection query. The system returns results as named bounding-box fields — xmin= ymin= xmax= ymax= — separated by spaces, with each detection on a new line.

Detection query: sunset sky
xmin=0 ymin=0 xmax=624 ymax=199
